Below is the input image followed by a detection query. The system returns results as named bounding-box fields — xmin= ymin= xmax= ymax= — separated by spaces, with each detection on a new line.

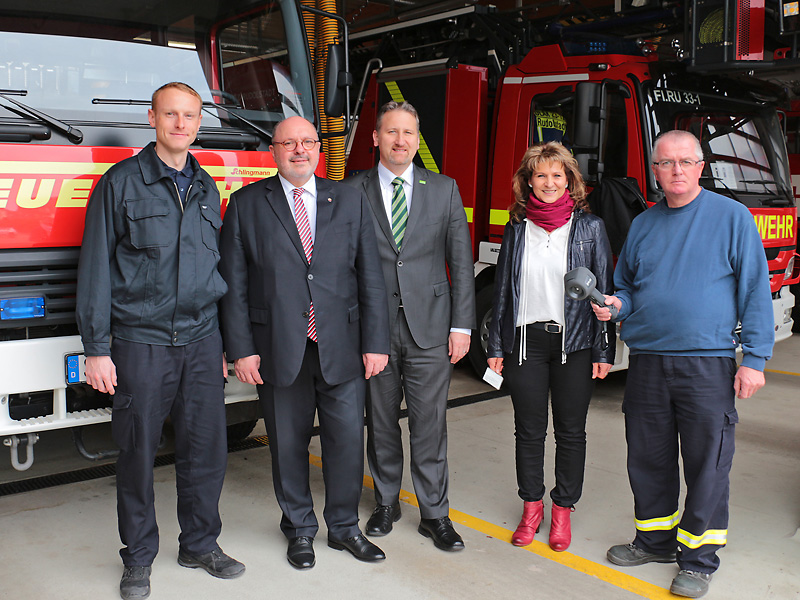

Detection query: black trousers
xmin=258 ymin=340 xmax=365 ymax=541
xmin=624 ymin=354 xmax=737 ymax=574
xmin=503 ymin=325 xmax=593 ymax=507
xmin=111 ymin=331 xmax=227 ymax=567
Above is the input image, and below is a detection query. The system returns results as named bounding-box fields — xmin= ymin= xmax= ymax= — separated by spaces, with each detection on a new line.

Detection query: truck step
xmin=0 ymin=407 xmax=112 ymax=437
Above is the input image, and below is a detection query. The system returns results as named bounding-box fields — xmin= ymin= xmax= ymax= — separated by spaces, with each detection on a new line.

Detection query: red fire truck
xmin=779 ymin=100 xmax=800 ymax=331
xmin=0 ymin=0 xmax=344 ymax=470
xmin=345 ymin=5 xmax=799 ymax=373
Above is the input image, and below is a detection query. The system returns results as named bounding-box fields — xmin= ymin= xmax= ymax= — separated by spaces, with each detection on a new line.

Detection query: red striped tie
xmin=293 ymin=187 xmax=317 ymax=342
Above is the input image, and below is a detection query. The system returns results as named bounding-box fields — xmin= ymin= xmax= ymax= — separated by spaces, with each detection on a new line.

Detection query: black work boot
xmin=120 ymin=565 xmax=151 ymax=600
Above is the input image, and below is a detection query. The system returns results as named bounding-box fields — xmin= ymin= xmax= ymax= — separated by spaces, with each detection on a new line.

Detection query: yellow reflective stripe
xmin=635 ymin=510 xmax=680 ymax=532
xmin=677 ymin=528 xmax=728 ymax=549
xmin=490 ymin=208 xmax=509 ymax=226
xmin=0 ymin=161 xmax=114 ymax=175
xmin=382 ymin=81 xmax=439 ymax=173
xmin=464 ymin=207 xmax=473 ymax=223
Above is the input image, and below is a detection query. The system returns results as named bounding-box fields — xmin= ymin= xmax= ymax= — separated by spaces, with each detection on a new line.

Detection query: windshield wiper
xmin=0 ymin=88 xmax=83 ymax=143
xmin=702 ymin=176 xmax=790 ymax=206
xmin=91 ymin=98 xmax=273 ymax=142
xmin=736 ymin=180 xmax=791 ymax=206
xmin=737 ymin=179 xmax=779 ymax=187
xmin=700 ymin=175 xmax=744 ymax=204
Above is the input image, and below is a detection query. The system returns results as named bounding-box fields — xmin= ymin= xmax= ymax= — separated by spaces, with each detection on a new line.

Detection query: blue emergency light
xmin=0 ymin=297 xmax=45 ymax=320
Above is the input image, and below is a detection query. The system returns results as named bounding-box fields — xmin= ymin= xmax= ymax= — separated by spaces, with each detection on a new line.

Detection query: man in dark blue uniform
xmin=594 ymin=131 xmax=773 ymax=598
xmin=77 ymin=82 xmax=244 ymax=600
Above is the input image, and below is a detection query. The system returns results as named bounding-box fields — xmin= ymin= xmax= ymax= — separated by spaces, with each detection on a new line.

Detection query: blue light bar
xmin=0 ymin=297 xmax=45 ymax=320
xmin=587 ymin=41 xmax=608 ymax=54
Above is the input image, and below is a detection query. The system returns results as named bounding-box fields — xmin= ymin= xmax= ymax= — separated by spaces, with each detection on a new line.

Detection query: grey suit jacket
xmin=345 ymin=166 xmax=475 ymax=349
xmin=218 ymin=175 xmax=390 ymax=388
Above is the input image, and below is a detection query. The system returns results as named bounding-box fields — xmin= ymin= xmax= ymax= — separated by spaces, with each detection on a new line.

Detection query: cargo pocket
xmin=111 ymin=393 xmax=136 ymax=452
xmin=716 ymin=408 xmax=738 ymax=470
xmin=126 ymin=198 xmax=171 ymax=249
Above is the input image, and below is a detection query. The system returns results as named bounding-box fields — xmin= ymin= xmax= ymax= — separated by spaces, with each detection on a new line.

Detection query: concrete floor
xmin=1 ymin=337 xmax=798 ymax=600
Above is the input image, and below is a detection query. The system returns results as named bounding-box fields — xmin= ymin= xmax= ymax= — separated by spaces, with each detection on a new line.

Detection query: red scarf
xmin=525 ymin=189 xmax=574 ymax=232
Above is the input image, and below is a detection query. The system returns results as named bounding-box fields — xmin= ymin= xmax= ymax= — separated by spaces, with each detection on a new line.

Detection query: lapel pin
xmin=327 ymin=197 xmax=332 ymax=202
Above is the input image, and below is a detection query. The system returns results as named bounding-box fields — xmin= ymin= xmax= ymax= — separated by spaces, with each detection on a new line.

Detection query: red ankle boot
xmin=549 ymin=504 xmax=573 ymax=551
xmin=511 ymin=500 xmax=544 ymax=546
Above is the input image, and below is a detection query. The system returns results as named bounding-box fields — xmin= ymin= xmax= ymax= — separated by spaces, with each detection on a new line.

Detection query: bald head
xmin=270 ymin=117 xmax=321 ymax=187
xmin=652 ymin=130 xmax=702 ymax=162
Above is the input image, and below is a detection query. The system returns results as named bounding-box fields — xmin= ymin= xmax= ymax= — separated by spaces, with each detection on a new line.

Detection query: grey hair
xmin=375 ymin=101 xmax=420 ymax=132
xmin=652 ymin=130 xmax=703 ymax=161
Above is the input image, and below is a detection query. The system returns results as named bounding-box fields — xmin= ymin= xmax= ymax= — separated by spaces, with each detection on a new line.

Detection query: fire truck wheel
xmin=226 ymin=420 xmax=258 ymax=444
xmin=468 ymin=284 xmax=495 ymax=377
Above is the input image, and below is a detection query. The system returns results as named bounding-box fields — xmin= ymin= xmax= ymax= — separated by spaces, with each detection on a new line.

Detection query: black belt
xmin=527 ymin=322 xmax=563 ymax=334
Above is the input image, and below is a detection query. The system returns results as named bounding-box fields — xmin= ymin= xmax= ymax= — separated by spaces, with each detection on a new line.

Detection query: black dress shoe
xmin=366 ymin=504 xmax=401 ymax=537
xmin=287 ymin=536 xmax=315 ymax=569
xmin=327 ymin=533 xmax=386 ymax=562
xmin=418 ymin=517 xmax=465 ymax=552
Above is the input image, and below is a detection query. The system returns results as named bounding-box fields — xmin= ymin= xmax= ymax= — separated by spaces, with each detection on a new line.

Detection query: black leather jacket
xmin=77 ymin=142 xmax=227 ymax=356
xmin=487 ymin=209 xmax=615 ymax=363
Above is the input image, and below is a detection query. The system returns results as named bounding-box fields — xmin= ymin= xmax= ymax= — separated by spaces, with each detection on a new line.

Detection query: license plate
xmin=65 ymin=353 xmax=86 ymax=384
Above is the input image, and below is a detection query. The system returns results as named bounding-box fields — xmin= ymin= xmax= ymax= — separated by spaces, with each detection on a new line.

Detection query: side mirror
xmin=572 ymin=81 xmax=603 ymax=184
xmin=325 ymin=43 xmax=352 ymax=118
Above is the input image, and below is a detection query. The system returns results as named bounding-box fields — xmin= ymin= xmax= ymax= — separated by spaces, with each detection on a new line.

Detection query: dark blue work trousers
xmin=110 ymin=331 xmax=227 ymax=566
xmin=623 ymin=354 xmax=738 ymax=574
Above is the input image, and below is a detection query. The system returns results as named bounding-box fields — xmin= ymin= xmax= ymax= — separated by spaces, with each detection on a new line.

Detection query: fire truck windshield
xmin=0 ymin=0 xmax=315 ymax=137
xmin=642 ymin=83 xmax=794 ymax=208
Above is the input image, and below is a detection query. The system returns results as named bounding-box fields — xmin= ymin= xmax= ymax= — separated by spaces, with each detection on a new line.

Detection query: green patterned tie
xmin=391 ymin=176 xmax=408 ymax=248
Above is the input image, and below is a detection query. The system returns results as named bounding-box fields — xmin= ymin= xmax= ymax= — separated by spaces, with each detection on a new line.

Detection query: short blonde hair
xmin=151 ymin=82 xmax=202 ymax=111
xmin=510 ymin=142 xmax=588 ymax=223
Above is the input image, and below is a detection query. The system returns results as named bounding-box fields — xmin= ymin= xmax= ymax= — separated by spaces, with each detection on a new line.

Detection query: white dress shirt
xmin=377 ymin=161 xmax=414 ymax=221
xmin=278 ymin=173 xmax=317 ymax=242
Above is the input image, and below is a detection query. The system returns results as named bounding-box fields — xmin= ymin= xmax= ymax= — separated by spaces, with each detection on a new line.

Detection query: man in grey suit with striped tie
xmin=345 ymin=101 xmax=475 ymax=551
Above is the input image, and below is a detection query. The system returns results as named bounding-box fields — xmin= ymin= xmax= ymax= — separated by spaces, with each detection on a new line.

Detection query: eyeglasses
xmin=652 ymin=159 xmax=703 ymax=170
xmin=273 ymin=139 xmax=320 ymax=151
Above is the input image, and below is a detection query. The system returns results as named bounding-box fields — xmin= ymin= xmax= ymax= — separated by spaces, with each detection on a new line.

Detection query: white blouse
xmin=516 ymin=217 xmax=571 ymax=328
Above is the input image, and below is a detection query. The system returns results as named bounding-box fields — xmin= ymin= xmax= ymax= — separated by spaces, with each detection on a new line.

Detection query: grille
xmin=737 ymin=0 xmax=750 ymax=57
xmin=0 ymin=248 xmax=80 ymax=329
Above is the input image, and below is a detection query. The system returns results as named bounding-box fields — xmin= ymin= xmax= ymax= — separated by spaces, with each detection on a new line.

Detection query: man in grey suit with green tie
xmin=345 ymin=101 xmax=475 ymax=551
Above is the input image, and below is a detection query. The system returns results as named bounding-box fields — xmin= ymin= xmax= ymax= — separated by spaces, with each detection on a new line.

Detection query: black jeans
xmin=503 ymin=325 xmax=593 ymax=507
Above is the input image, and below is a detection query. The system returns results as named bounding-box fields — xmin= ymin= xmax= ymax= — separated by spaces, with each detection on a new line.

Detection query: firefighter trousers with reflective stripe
xmin=622 ymin=354 xmax=738 ymax=574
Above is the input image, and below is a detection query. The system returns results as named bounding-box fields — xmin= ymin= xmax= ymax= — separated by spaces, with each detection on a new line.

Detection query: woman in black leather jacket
xmin=487 ymin=142 xmax=614 ymax=552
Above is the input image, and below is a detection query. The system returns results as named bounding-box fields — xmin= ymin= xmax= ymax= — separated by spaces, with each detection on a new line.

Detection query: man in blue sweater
xmin=593 ymin=130 xmax=773 ymax=598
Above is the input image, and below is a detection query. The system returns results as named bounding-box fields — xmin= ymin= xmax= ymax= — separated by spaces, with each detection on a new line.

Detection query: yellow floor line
xmin=308 ymin=453 xmax=675 ymax=599
xmin=765 ymin=368 xmax=800 ymax=377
